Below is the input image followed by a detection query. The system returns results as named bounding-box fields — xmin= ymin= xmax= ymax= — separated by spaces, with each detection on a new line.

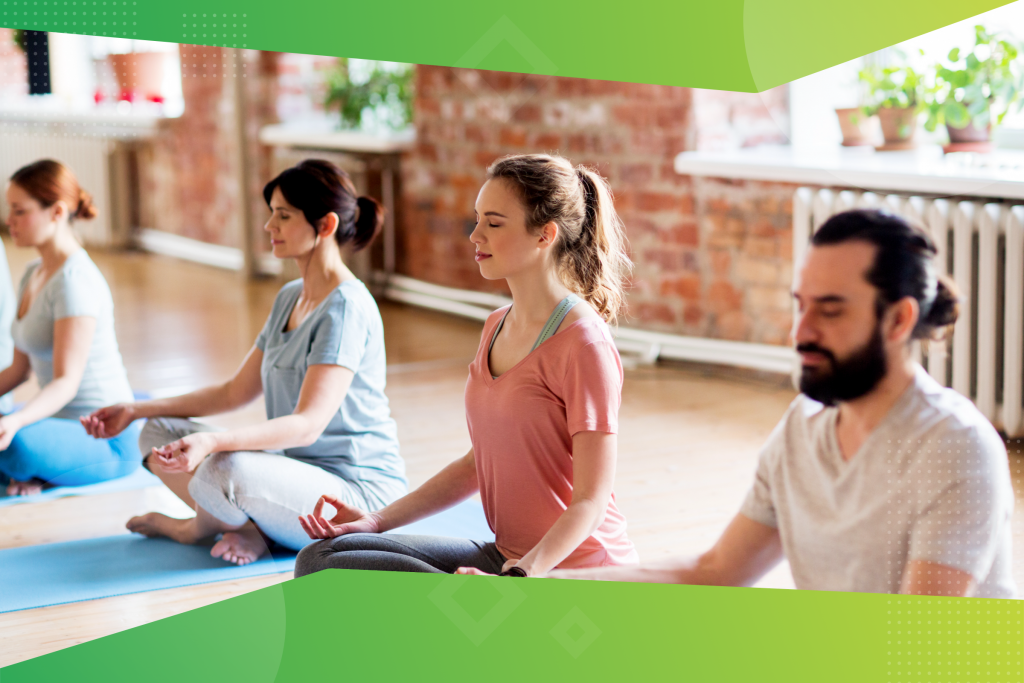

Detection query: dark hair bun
xmin=75 ymin=189 xmax=98 ymax=221
xmin=919 ymin=276 xmax=959 ymax=337
xmin=353 ymin=196 xmax=384 ymax=251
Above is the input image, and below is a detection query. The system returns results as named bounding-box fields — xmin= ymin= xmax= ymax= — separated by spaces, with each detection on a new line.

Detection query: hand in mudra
xmin=299 ymin=495 xmax=381 ymax=540
xmin=80 ymin=403 xmax=136 ymax=439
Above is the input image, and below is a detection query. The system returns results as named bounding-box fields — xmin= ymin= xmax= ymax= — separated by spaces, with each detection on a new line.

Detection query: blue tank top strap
xmin=487 ymin=295 xmax=582 ymax=379
xmin=531 ymin=293 xmax=582 ymax=352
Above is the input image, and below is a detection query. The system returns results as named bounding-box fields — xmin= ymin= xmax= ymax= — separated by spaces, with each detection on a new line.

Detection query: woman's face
xmin=264 ymin=187 xmax=322 ymax=260
xmin=4 ymin=183 xmax=61 ymax=248
xmin=469 ymin=178 xmax=553 ymax=281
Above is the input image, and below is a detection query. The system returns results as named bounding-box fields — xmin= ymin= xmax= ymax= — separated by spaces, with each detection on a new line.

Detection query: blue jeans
xmin=0 ymin=418 xmax=143 ymax=487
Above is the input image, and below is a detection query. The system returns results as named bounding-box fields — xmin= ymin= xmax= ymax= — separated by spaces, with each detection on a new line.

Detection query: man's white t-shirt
xmin=740 ymin=366 xmax=1016 ymax=598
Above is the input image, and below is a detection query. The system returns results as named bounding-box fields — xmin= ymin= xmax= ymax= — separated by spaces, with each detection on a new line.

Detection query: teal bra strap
xmin=531 ymin=293 xmax=582 ymax=351
xmin=487 ymin=294 xmax=583 ymax=378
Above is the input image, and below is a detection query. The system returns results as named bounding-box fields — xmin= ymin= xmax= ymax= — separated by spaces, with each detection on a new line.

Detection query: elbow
xmin=295 ymin=419 xmax=329 ymax=448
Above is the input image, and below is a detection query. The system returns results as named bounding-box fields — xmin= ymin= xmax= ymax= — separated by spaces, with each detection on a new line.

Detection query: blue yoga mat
xmin=0 ymin=466 xmax=162 ymax=508
xmin=0 ymin=498 xmax=493 ymax=613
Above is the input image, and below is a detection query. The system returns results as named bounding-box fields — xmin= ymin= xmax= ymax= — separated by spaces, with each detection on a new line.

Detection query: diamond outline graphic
xmin=428 ymin=575 xmax=527 ymax=646
xmin=454 ymin=15 xmax=557 ymax=74
xmin=550 ymin=606 xmax=601 ymax=659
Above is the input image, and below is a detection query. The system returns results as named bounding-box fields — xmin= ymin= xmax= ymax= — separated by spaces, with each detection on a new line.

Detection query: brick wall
xmin=400 ymin=65 xmax=796 ymax=344
xmin=138 ymin=47 xmax=278 ymax=249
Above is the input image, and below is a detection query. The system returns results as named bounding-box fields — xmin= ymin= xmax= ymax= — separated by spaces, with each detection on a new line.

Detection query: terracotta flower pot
xmin=876 ymin=106 xmax=918 ymax=150
xmin=107 ymin=52 xmax=166 ymax=102
xmin=835 ymin=107 xmax=879 ymax=146
xmin=943 ymin=120 xmax=993 ymax=153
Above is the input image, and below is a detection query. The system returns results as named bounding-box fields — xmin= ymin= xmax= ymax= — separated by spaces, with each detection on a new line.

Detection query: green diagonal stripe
xmin=2 ymin=570 xmax=1020 ymax=681
xmin=0 ymin=0 xmax=1016 ymax=92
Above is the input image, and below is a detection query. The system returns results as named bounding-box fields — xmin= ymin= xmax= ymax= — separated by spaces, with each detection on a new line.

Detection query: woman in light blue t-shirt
xmin=83 ymin=160 xmax=407 ymax=565
xmin=0 ymin=160 xmax=140 ymax=497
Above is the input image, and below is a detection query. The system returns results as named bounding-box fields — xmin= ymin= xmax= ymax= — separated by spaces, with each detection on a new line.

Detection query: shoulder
xmin=908 ymin=369 xmax=1005 ymax=457
xmin=57 ymin=250 xmax=106 ymax=286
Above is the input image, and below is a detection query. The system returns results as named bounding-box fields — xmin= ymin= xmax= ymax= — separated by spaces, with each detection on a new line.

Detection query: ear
xmin=536 ymin=220 xmax=559 ymax=249
xmin=317 ymin=212 xmax=340 ymax=239
xmin=50 ymin=200 xmax=68 ymax=222
xmin=884 ymin=296 xmax=919 ymax=345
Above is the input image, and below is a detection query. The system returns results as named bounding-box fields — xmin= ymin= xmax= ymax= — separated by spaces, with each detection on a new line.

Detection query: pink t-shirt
xmin=465 ymin=306 xmax=639 ymax=569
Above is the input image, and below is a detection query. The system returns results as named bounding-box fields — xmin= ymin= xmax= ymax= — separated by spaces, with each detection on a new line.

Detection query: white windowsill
xmin=674 ymin=144 xmax=1024 ymax=200
xmin=258 ymin=123 xmax=415 ymax=154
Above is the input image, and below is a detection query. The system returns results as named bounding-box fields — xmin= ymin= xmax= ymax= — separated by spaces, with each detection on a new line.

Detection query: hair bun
xmin=919 ymin=276 xmax=959 ymax=338
xmin=75 ymin=189 xmax=98 ymax=221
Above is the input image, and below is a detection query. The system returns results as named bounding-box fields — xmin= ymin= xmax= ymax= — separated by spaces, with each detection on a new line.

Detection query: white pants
xmin=140 ymin=417 xmax=407 ymax=551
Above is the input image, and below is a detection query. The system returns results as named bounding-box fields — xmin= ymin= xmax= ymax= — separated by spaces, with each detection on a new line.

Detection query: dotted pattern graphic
xmin=181 ymin=10 xmax=247 ymax=49
xmin=886 ymin=595 xmax=1022 ymax=682
xmin=2 ymin=0 xmax=140 ymax=38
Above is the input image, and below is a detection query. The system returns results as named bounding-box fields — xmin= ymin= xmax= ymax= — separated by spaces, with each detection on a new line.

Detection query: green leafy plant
xmin=924 ymin=25 xmax=1024 ymax=131
xmin=325 ymin=59 xmax=414 ymax=131
xmin=859 ymin=52 xmax=928 ymax=116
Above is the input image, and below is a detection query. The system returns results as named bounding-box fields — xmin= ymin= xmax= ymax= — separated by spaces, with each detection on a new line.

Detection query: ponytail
xmin=486 ymin=154 xmax=632 ymax=324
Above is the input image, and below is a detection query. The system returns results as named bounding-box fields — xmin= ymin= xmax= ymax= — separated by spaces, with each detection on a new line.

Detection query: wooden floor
xmin=1 ymin=243 xmax=1022 ymax=667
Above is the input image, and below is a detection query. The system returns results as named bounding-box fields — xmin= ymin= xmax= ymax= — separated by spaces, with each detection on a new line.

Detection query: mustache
xmin=796 ymin=343 xmax=836 ymax=364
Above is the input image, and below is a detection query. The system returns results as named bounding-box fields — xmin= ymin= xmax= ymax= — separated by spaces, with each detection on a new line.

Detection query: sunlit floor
xmin=0 ymin=242 xmax=1021 ymax=667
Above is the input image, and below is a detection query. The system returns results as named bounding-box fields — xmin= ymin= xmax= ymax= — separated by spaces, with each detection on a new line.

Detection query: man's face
xmin=792 ymin=241 xmax=889 ymax=406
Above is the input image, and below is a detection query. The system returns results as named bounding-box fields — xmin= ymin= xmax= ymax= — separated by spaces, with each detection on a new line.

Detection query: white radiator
xmin=794 ymin=187 xmax=1024 ymax=437
xmin=0 ymin=132 xmax=115 ymax=246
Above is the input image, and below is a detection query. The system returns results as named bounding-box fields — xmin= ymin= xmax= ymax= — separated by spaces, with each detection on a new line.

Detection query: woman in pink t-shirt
xmin=295 ymin=153 xmax=638 ymax=577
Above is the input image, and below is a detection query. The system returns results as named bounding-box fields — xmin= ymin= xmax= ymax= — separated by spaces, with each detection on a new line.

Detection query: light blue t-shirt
xmin=11 ymin=249 xmax=134 ymax=419
xmin=255 ymin=279 xmax=406 ymax=486
xmin=0 ymin=239 xmax=16 ymax=413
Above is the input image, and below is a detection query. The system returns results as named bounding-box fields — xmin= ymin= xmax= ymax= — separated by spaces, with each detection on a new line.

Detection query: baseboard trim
xmin=134 ymin=229 xmax=244 ymax=271
xmin=382 ymin=273 xmax=797 ymax=375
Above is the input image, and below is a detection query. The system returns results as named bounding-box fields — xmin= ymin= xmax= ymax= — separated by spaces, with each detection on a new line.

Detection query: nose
xmin=468 ymin=220 xmax=483 ymax=245
xmin=792 ymin=308 xmax=818 ymax=347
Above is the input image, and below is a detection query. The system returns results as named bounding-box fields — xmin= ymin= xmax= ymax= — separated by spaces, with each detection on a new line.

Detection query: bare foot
xmin=126 ymin=512 xmax=205 ymax=544
xmin=211 ymin=526 xmax=269 ymax=566
xmin=6 ymin=479 xmax=43 ymax=496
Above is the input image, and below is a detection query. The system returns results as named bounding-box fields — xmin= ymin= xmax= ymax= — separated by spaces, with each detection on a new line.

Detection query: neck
xmin=296 ymin=241 xmax=353 ymax=300
xmin=835 ymin=354 xmax=917 ymax=457
xmin=37 ymin=226 xmax=80 ymax=271
xmin=505 ymin=261 xmax=572 ymax=324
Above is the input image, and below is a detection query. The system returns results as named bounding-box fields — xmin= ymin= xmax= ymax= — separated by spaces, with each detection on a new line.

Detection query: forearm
xmin=516 ymin=498 xmax=608 ymax=577
xmin=0 ymin=364 xmax=28 ymax=399
xmin=373 ymin=456 xmax=479 ymax=532
xmin=205 ymin=413 xmax=323 ymax=453
xmin=12 ymin=376 xmax=80 ymax=426
xmin=132 ymin=382 xmax=244 ymax=420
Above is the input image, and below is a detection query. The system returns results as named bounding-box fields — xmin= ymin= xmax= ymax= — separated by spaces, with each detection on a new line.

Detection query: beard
xmin=797 ymin=321 xmax=887 ymax=407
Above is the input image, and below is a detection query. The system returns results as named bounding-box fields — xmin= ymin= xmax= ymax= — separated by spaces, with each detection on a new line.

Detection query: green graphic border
xmin=2 ymin=570 xmax=1021 ymax=681
xmin=1 ymin=1 xmax=1022 ymax=679
xmin=0 ymin=0 xmax=1017 ymax=91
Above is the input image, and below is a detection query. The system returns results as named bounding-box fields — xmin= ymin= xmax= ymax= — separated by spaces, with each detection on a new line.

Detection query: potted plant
xmin=107 ymin=51 xmax=167 ymax=103
xmin=924 ymin=25 xmax=1023 ymax=153
xmin=834 ymin=106 xmax=879 ymax=147
xmin=325 ymin=59 xmax=414 ymax=132
xmin=859 ymin=57 xmax=927 ymax=150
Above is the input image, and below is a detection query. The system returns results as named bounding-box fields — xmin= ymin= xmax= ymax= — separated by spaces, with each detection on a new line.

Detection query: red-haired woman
xmin=0 ymin=159 xmax=140 ymax=496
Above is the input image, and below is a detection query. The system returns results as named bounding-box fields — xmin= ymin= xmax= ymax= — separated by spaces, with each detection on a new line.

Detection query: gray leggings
xmin=294 ymin=533 xmax=507 ymax=577
xmin=140 ymin=417 xmax=406 ymax=551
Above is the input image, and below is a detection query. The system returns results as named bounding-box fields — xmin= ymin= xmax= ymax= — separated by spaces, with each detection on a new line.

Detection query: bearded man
xmin=552 ymin=209 xmax=1016 ymax=598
